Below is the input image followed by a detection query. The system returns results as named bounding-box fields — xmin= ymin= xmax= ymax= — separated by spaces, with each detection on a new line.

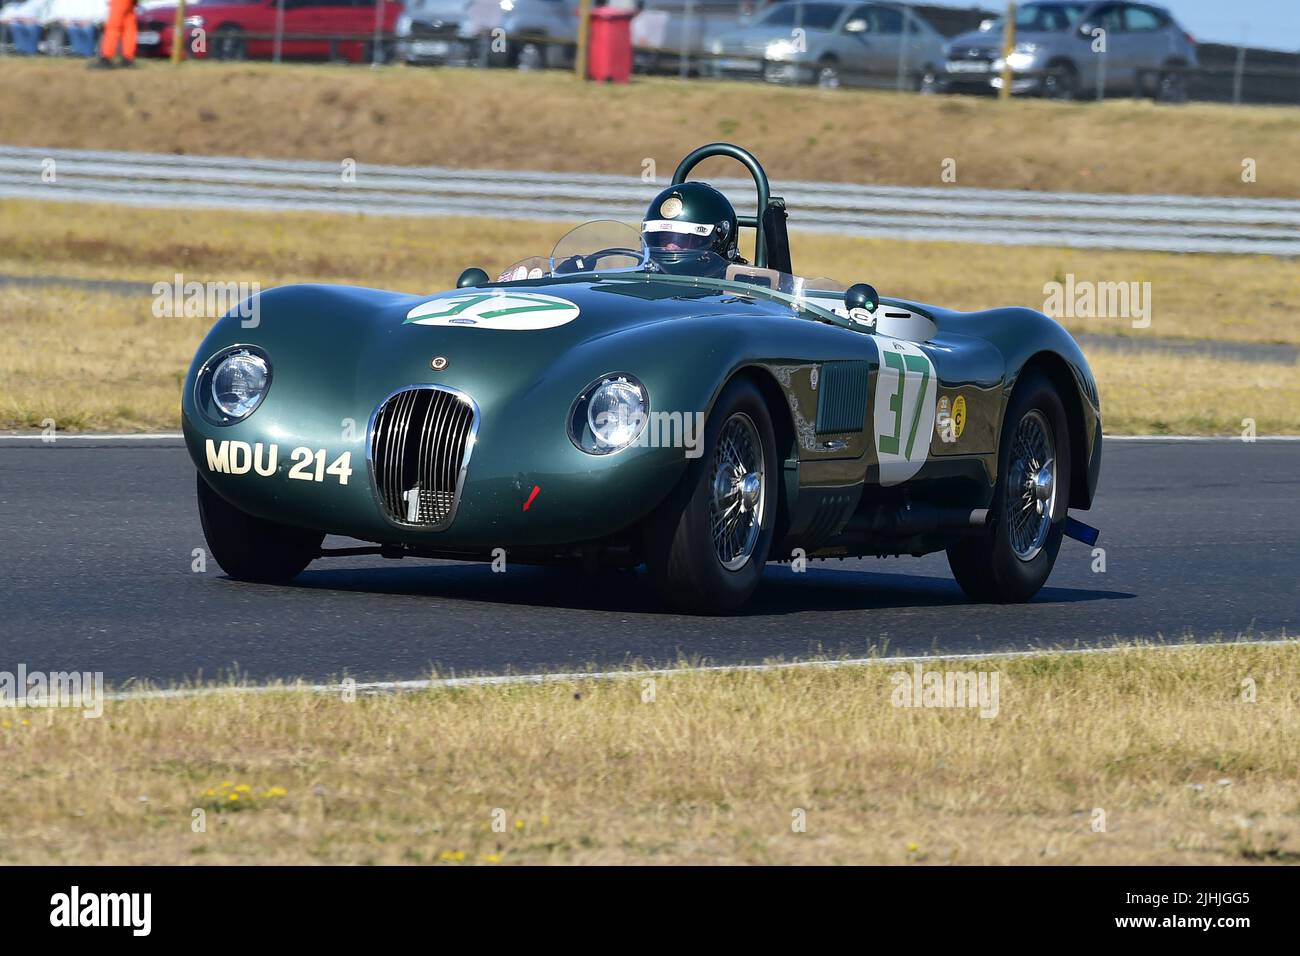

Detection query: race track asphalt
xmin=0 ymin=437 xmax=1295 ymax=685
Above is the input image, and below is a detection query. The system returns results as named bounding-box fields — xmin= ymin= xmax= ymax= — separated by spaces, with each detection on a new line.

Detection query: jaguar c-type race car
xmin=184 ymin=143 xmax=1102 ymax=613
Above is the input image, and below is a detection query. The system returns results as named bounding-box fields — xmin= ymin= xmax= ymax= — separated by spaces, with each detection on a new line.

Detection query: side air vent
xmin=815 ymin=360 xmax=869 ymax=434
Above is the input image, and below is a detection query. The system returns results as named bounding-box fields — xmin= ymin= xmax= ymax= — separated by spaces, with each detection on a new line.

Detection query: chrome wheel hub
xmin=1006 ymin=409 xmax=1057 ymax=562
xmin=709 ymin=413 xmax=766 ymax=571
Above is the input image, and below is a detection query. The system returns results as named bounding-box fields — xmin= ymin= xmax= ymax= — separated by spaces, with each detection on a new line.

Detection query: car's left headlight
xmin=568 ymin=373 xmax=649 ymax=455
xmin=196 ymin=345 xmax=272 ymax=425
xmin=765 ymin=38 xmax=797 ymax=61
xmin=1005 ymin=43 xmax=1039 ymax=69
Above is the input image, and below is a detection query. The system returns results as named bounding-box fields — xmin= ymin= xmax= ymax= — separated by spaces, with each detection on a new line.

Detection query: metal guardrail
xmin=2 ymin=145 xmax=1297 ymax=255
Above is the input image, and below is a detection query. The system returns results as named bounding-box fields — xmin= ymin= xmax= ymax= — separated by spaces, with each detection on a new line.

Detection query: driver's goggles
xmin=642 ymin=219 xmax=715 ymax=251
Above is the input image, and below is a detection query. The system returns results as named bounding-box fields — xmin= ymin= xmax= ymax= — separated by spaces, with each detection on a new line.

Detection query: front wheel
xmin=815 ymin=58 xmax=841 ymax=89
xmin=946 ymin=370 xmax=1071 ymax=602
xmin=197 ymin=473 xmax=322 ymax=583
xmin=1042 ymin=62 xmax=1077 ymax=100
xmin=643 ymin=378 xmax=778 ymax=613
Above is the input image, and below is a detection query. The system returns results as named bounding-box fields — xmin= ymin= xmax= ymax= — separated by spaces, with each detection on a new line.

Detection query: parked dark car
xmin=938 ymin=1 xmax=1196 ymax=100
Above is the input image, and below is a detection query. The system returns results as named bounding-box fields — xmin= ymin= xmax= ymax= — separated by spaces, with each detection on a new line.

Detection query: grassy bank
xmin=1 ymin=58 xmax=1298 ymax=196
xmin=2 ymin=642 xmax=1296 ymax=865
xmin=2 ymin=201 xmax=1294 ymax=433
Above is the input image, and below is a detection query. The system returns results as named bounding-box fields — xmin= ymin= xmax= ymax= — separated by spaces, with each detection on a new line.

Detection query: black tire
xmin=516 ymin=40 xmax=544 ymax=71
xmin=815 ymin=56 xmax=841 ymax=89
xmin=1042 ymin=61 xmax=1077 ymax=100
xmin=196 ymin=472 xmax=322 ymax=584
xmin=643 ymin=377 xmax=778 ymax=613
xmin=1154 ymin=66 xmax=1187 ymax=104
xmin=212 ymin=24 xmax=247 ymax=61
xmin=946 ymin=369 xmax=1072 ymax=603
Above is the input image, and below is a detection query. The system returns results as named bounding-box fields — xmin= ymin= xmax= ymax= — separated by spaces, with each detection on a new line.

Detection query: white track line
xmin=101 ymin=637 xmax=1295 ymax=703
xmin=1102 ymin=435 xmax=1300 ymax=442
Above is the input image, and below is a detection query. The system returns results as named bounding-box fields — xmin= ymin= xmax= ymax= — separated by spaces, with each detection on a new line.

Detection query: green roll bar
xmin=671 ymin=142 xmax=772 ymax=269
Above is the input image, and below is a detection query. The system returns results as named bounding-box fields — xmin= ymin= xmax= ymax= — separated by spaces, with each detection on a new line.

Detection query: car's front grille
xmin=368 ymin=386 xmax=478 ymax=530
xmin=408 ymin=20 xmax=462 ymax=39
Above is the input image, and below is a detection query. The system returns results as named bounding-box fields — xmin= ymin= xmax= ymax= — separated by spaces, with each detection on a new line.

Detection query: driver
xmin=641 ymin=183 xmax=746 ymax=277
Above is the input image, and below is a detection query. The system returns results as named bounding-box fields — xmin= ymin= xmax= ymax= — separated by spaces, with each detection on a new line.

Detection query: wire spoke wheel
xmin=708 ymin=413 xmax=765 ymax=571
xmin=1005 ymin=409 xmax=1057 ymax=561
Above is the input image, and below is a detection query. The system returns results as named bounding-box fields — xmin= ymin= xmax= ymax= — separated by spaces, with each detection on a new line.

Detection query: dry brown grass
xmin=2 ymin=58 xmax=1298 ymax=196
xmin=2 ymin=642 xmax=1296 ymax=865
xmin=1088 ymin=348 xmax=1300 ymax=435
xmin=4 ymin=198 xmax=1295 ymax=344
xmin=2 ymin=201 xmax=1294 ymax=433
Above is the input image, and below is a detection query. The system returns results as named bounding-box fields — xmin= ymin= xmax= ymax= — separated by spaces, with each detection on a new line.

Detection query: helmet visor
xmin=642 ymin=219 xmax=716 ymax=253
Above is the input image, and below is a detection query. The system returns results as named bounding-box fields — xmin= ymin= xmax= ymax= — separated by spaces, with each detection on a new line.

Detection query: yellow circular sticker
xmin=952 ymin=395 xmax=967 ymax=439
xmin=660 ymin=197 xmax=683 ymax=219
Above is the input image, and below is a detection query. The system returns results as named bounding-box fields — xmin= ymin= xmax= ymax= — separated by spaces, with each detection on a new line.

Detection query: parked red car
xmin=136 ymin=0 xmax=401 ymax=63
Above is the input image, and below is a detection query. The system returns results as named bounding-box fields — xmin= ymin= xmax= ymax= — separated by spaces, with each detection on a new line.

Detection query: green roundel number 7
xmin=878 ymin=351 xmax=931 ymax=459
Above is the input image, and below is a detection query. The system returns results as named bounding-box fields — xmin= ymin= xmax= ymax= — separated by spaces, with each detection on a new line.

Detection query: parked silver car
xmin=708 ymin=1 xmax=947 ymax=89
xmin=940 ymin=1 xmax=1197 ymax=100
xmin=396 ymin=0 xmax=499 ymax=65
xmin=396 ymin=0 xmax=586 ymax=69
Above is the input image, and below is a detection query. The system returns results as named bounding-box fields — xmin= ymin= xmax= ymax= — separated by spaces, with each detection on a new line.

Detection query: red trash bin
xmin=587 ymin=7 xmax=635 ymax=83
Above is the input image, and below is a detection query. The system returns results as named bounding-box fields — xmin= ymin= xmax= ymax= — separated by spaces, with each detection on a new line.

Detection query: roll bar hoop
xmin=671 ymin=142 xmax=772 ymax=269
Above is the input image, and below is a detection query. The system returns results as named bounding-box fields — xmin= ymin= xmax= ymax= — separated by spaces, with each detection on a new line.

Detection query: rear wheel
xmin=197 ymin=473 xmax=322 ymax=583
xmin=1154 ymin=66 xmax=1187 ymax=103
xmin=946 ymin=370 xmax=1071 ymax=602
xmin=212 ymin=24 xmax=247 ymax=61
xmin=644 ymin=378 xmax=778 ymax=613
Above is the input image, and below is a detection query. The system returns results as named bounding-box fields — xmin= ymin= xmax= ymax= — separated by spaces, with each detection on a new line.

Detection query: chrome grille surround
xmin=366 ymin=385 xmax=480 ymax=531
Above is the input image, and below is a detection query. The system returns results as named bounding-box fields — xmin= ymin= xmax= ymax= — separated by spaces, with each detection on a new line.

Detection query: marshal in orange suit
xmin=98 ymin=0 xmax=139 ymax=66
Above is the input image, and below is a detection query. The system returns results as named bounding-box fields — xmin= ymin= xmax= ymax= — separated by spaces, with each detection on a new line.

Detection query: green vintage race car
xmin=184 ymin=142 xmax=1102 ymax=613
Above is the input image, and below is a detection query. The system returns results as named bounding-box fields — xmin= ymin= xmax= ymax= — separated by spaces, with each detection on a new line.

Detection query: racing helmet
xmin=641 ymin=182 xmax=739 ymax=273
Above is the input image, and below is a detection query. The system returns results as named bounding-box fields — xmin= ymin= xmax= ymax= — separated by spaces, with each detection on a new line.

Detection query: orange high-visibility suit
xmin=100 ymin=0 xmax=139 ymax=62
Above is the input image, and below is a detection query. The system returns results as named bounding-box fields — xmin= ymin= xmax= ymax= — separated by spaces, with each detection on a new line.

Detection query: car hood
xmin=194 ymin=277 xmax=824 ymax=431
xmin=945 ymin=27 xmax=1063 ymax=54
xmin=714 ymin=25 xmax=821 ymax=55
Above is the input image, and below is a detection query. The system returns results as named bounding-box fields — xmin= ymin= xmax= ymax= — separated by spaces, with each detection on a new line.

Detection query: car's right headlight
xmin=568 ymin=373 xmax=649 ymax=455
xmin=196 ymin=345 xmax=272 ymax=425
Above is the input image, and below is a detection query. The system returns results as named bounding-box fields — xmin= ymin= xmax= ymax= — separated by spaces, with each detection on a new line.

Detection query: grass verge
xmin=2 ymin=641 xmax=1296 ymax=865
xmin=2 ymin=58 xmax=1298 ymax=196
xmin=2 ymin=203 xmax=1294 ymax=433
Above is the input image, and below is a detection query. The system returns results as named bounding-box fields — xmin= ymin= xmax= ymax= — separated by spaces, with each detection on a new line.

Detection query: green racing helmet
xmin=641 ymin=182 xmax=740 ymax=275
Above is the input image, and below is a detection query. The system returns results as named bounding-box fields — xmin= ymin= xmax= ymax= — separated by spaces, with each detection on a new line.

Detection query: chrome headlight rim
xmin=194 ymin=344 xmax=272 ymax=427
xmin=568 ymin=372 xmax=650 ymax=456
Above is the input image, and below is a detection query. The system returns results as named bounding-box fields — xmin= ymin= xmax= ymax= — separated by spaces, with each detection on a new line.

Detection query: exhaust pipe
xmin=844 ymin=503 xmax=988 ymax=538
